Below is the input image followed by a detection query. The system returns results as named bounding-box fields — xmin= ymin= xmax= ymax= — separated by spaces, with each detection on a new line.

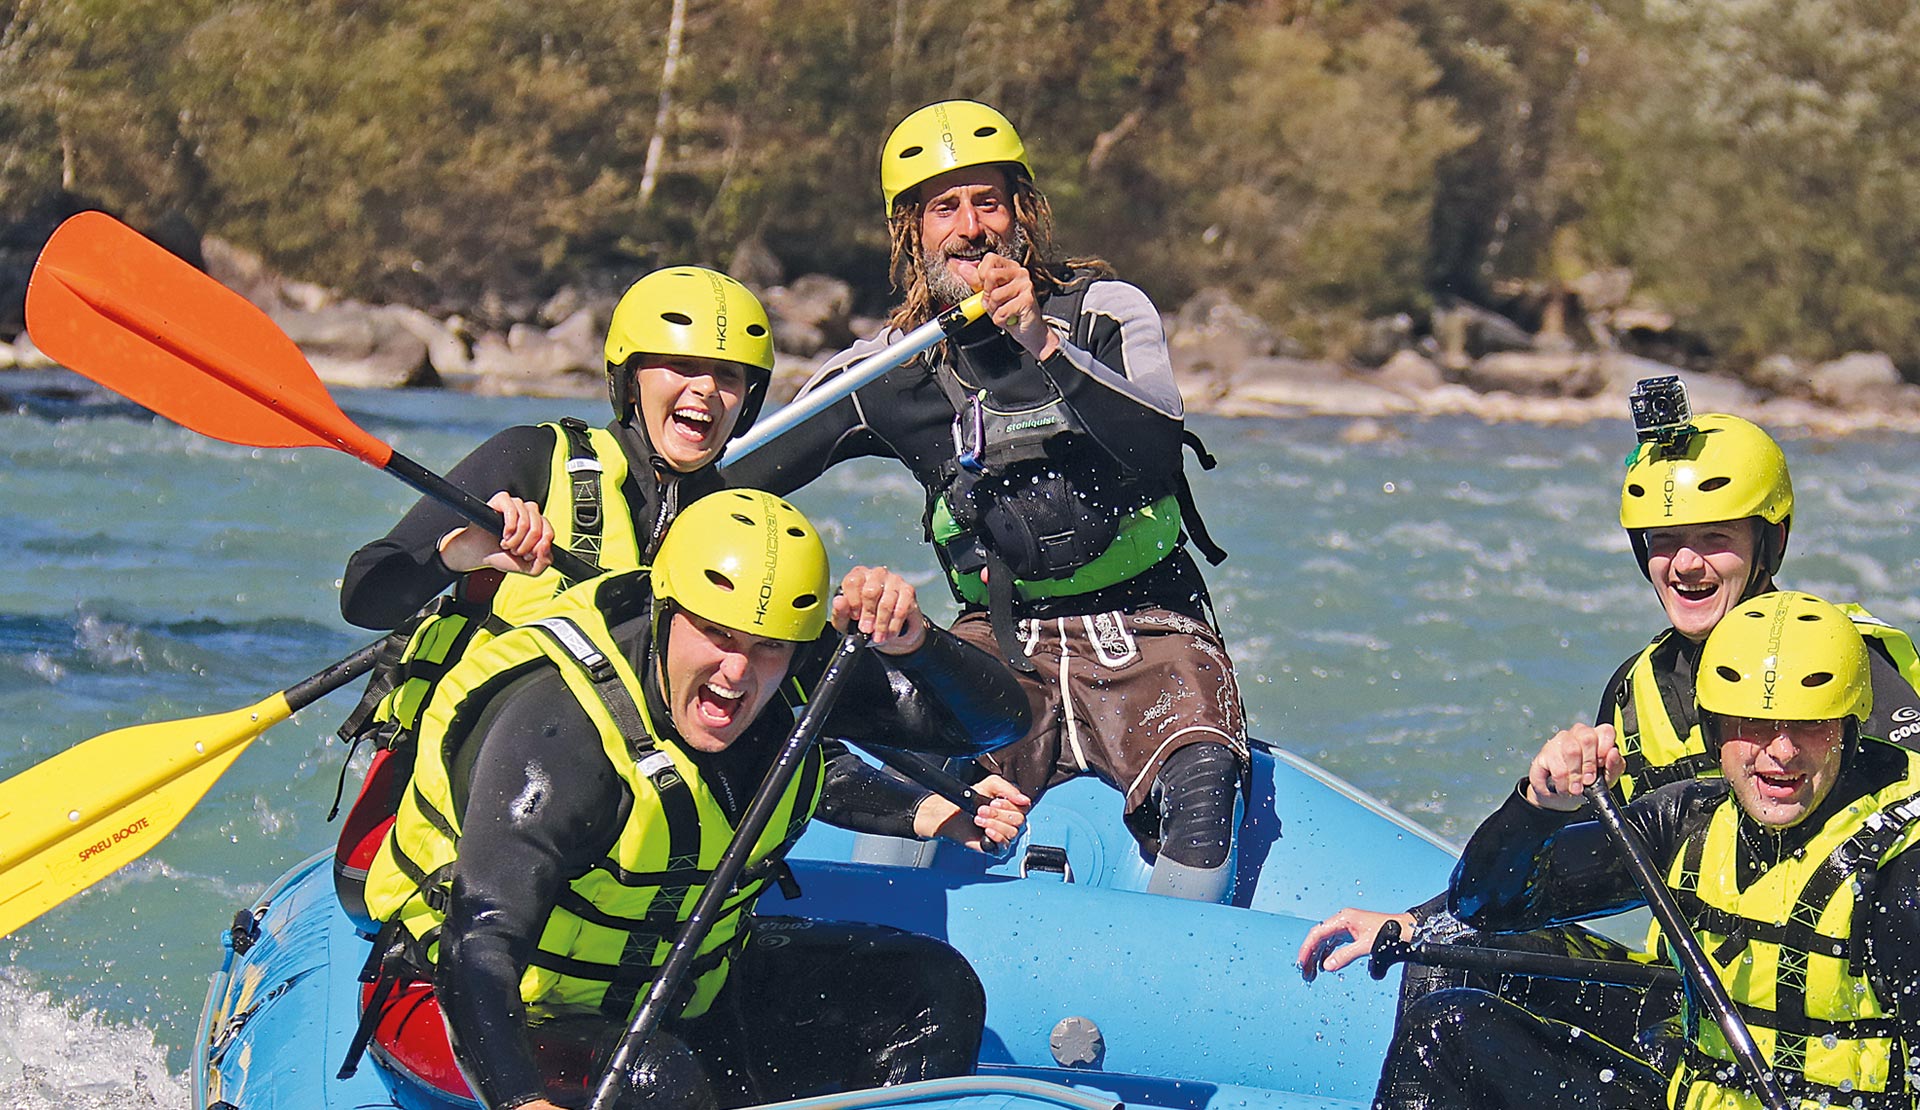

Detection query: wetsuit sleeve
xmin=814 ymin=740 xmax=933 ymax=839
xmin=1864 ymin=647 xmax=1920 ymax=746
xmin=433 ymin=667 xmax=628 ymax=1110
xmin=1863 ymin=846 xmax=1920 ymax=1042
xmin=339 ymin=425 xmax=559 ymax=629
xmin=804 ymin=624 xmax=1031 ymax=758
xmin=1448 ymin=778 xmax=1714 ymax=933
xmin=721 ymin=334 xmax=900 ymax=495
xmin=1033 ymin=280 xmax=1185 ymax=477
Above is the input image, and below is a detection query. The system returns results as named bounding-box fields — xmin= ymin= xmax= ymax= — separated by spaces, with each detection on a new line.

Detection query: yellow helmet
xmin=651 ymin=490 xmax=830 ymax=642
xmin=604 ymin=267 xmax=776 ymax=436
xmin=1696 ymin=591 xmax=1871 ymax=724
xmin=1619 ymin=413 xmax=1792 ymax=530
xmin=880 ymin=100 xmax=1033 ymax=215
xmin=1620 ymin=413 xmax=1793 ymax=581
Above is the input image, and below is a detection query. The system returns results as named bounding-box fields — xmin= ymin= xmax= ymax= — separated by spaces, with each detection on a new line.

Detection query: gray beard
xmin=922 ymin=224 xmax=1031 ymax=308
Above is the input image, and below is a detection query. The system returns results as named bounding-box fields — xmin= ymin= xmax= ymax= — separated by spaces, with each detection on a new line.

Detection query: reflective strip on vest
xmin=933 ymin=493 xmax=1183 ymax=605
xmin=1662 ymin=753 xmax=1920 ymax=1110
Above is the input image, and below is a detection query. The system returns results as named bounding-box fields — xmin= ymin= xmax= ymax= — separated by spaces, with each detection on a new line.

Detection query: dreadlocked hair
xmin=886 ymin=168 xmax=1114 ymax=332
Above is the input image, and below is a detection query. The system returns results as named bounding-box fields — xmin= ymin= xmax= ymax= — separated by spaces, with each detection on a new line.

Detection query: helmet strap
xmin=641 ymin=596 xmax=689 ymax=748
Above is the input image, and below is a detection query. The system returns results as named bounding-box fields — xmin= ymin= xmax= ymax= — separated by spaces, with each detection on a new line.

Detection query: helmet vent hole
xmin=898 ymin=145 xmax=925 ymax=159
xmin=792 ymin=594 xmax=819 ymax=610
xmin=1626 ymin=483 xmax=1646 ymax=498
xmin=1802 ymin=672 xmax=1834 ymax=688
xmin=730 ymin=513 xmax=755 ymax=526
xmin=704 ymin=571 xmax=736 ymax=592
xmin=747 ymin=324 xmax=767 ymax=337
xmin=1699 ymin=476 xmax=1731 ymax=492
xmin=1716 ymin=666 xmax=1743 ymax=683
xmin=661 ymin=311 xmax=694 ymax=326
xmin=1796 ymin=613 xmax=1821 ymax=621
xmin=1744 ymin=610 xmax=1766 ymax=618
xmin=973 ymin=126 xmax=999 ymax=138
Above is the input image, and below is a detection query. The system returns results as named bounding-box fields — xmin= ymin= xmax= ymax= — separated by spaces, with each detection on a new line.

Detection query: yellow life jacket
xmin=487 ymin=419 xmax=645 ymax=623
xmin=1661 ymin=748 xmax=1920 ymax=1109
xmin=360 ymin=572 xmax=823 ymax=1021
xmin=1613 ymin=605 xmax=1920 ymax=800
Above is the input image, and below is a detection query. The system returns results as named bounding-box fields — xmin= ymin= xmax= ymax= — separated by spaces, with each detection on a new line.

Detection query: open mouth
xmin=669 ymin=404 xmax=715 ymax=442
xmin=1671 ymin=581 xmax=1720 ymax=603
xmin=1753 ymin=769 xmax=1805 ymax=800
xmin=694 ymin=678 xmax=744 ymax=728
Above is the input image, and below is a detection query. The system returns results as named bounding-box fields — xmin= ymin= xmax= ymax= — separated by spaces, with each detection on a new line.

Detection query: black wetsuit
xmin=1386 ymin=625 xmax=1920 ymax=1039
xmin=435 ymin=612 xmax=1028 ymax=1109
xmin=1373 ymin=739 xmax=1920 ymax=1109
xmin=341 ymin=420 xmax=717 ymax=630
xmin=726 ymin=280 xmax=1247 ymax=884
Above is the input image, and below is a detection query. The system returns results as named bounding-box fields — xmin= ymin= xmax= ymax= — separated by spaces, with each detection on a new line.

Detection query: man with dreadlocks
xmin=726 ymin=100 xmax=1247 ymax=901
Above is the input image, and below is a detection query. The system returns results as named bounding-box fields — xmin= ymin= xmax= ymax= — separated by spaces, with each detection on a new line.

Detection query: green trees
xmin=6 ymin=0 xmax=1920 ymax=372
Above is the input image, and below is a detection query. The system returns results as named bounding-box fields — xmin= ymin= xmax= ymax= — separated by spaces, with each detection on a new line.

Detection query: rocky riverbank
xmin=6 ymin=229 xmax=1920 ymax=437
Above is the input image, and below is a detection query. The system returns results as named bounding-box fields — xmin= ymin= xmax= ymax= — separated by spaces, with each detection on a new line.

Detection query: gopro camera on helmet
xmin=1628 ymin=375 xmax=1694 ymax=448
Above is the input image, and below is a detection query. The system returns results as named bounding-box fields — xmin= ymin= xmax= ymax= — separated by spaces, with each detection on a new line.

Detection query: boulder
xmin=1460 ymin=351 xmax=1605 ymax=398
xmin=1430 ymin=300 xmax=1533 ymax=370
xmin=468 ymin=308 xmax=602 ymax=397
xmin=1370 ymin=349 xmax=1446 ymax=396
xmin=764 ymin=274 xmax=855 ymax=356
xmin=1223 ymin=356 xmax=1417 ymax=417
xmin=728 ymin=237 xmax=785 ymax=290
xmin=1808 ymin=352 xmax=1906 ymax=409
xmin=273 ymin=301 xmax=437 ymax=390
xmin=1168 ymin=289 xmax=1279 ymax=370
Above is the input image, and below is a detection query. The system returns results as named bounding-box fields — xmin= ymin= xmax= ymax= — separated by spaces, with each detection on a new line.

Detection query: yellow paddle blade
xmin=0 ymin=691 xmax=294 ymax=938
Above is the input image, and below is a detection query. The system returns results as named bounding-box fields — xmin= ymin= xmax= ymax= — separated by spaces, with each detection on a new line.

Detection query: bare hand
xmin=831 ymin=566 xmax=927 ymax=654
xmin=914 ymin=774 xmax=1031 ymax=852
xmin=1525 ymin=722 xmax=1625 ymax=811
xmin=437 ymin=491 xmax=555 ymax=576
xmin=974 ymin=253 xmax=1057 ymax=359
xmin=1296 ymin=908 xmax=1414 ymax=981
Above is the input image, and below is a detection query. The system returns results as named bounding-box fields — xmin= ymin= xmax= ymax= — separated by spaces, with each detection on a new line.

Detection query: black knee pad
xmin=1154 ymin=742 xmax=1241 ymax=869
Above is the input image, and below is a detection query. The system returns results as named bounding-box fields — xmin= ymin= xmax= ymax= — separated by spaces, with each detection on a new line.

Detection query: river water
xmin=2 ymin=370 xmax=1915 ymax=1106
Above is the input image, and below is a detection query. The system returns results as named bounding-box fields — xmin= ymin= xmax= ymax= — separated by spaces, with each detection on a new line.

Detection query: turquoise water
xmin=2 ymin=371 xmax=1917 ymax=1105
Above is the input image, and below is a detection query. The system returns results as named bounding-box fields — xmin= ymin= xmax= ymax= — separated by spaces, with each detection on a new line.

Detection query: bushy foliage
xmin=1143 ymin=13 xmax=1474 ymax=350
xmin=1580 ymin=0 xmax=1920 ymax=370
xmin=6 ymin=0 xmax=1920 ymax=370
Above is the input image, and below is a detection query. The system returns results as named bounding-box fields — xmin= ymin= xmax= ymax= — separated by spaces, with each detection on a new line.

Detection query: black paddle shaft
xmin=1586 ymin=786 xmax=1791 ymax=1110
xmin=284 ymin=639 xmax=384 ymax=713
xmin=383 ymin=450 xmax=600 ymax=582
xmin=587 ymin=631 xmax=872 ymax=1110
xmin=1367 ymin=917 xmax=1683 ymax=990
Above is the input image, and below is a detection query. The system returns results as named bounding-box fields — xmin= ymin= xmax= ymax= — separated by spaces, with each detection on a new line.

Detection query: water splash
xmin=0 ymin=977 xmax=188 ymax=1110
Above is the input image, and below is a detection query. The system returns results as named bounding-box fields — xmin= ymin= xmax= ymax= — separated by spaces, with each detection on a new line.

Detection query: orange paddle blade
xmin=24 ymin=211 xmax=391 ymax=465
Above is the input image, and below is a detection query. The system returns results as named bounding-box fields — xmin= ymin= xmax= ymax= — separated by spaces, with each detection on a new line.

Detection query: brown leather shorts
xmin=958 ymin=605 xmax=1248 ymax=814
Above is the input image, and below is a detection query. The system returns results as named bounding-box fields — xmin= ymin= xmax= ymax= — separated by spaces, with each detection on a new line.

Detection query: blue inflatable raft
xmin=194 ymin=740 xmax=1455 ymax=1109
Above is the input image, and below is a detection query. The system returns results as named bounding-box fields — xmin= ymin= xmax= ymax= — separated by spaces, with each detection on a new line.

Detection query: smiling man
xmin=356 ymin=490 xmax=1032 ymax=1109
xmin=726 ymin=99 xmax=1247 ymax=902
xmin=1374 ymin=590 xmax=1920 ymax=1109
xmin=340 ymin=266 xmax=777 ymax=629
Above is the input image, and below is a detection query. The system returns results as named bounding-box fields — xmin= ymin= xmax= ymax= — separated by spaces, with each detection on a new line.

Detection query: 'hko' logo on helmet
xmin=935 ymin=103 xmax=957 ymax=163
xmin=707 ymin=270 xmax=730 ymax=353
xmin=1661 ymin=459 xmax=1677 ymax=518
xmin=754 ymin=512 xmax=778 ymax=627
xmin=1760 ymin=602 xmax=1790 ymax=711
